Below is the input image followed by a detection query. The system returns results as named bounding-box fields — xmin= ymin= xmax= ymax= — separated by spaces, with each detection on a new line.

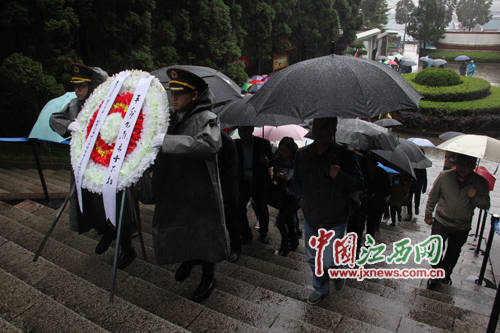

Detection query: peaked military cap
xmin=166 ymin=68 xmax=207 ymax=92
xmin=70 ymin=63 xmax=94 ymax=83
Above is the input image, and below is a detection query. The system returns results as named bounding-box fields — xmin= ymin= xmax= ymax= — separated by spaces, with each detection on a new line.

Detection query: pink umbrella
xmin=253 ymin=125 xmax=309 ymax=142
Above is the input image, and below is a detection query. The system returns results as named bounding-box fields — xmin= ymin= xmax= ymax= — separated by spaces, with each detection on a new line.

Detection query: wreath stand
xmin=33 ymin=186 xmax=147 ymax=302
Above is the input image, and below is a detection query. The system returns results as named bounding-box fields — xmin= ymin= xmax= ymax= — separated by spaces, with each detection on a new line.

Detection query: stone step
xmin=0 ymin=172 xmax=38 ymax=193
xmin=0 ymin=212 xmax=266 ymax=332
xmin=0 ymin=266 xmax=110 ymax=333
xmin=10 ymin=199 xmax=497 ymax=332
xmin=0 ymin=168 xmax=68 ymax=193
xmin=0 ymin=236 xmax=190 ymax=333
xmin=23 ymin=168 xmax=71 ymax=186
xmin=6 ymin=200 xmax=400 ymax=332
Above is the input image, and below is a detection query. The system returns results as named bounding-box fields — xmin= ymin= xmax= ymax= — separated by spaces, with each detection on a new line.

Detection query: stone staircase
xmin=0 ymin=167 xmax=499 ymax=332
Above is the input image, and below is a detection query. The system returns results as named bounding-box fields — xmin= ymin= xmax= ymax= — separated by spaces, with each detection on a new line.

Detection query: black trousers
xmin=347 ymin=198 xmax=367 ymax=250
xmin=431 ymin=220 xmax=469 ymax=279
xmin=237 ymin=180 xmax=269 ymax=238
xmin=182 ymin=260 xmax=215 ymax=280
xmin=366 ymin=199 xmax=384 ymax=237
xmin=225 ymin=201 xmax=242 ymax=252
xmin=276 ymin=195 xmax=299 ymax=249
xmin=390 ymin=205 xmax=402 ymax=224
xmin=407 ymin=190 xmax=421 ymax=215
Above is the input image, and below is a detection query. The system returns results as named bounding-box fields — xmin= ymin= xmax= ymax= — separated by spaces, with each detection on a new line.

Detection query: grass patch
xmin=0 ymin=141 xmax=70 ymax=163
xmin=403 ymin=73 xmax=491 ymax=102
xmin=427 ymin=50 xmax=500 ymax=63
xmin=418 ymin=86 xmax=500 ymax=116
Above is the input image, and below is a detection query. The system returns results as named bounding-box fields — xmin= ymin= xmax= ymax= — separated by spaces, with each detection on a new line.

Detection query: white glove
xmin=68 ymin=121 xmax=83 ymax=132
xmin=152 ymin=133 xmax=166 ymax=148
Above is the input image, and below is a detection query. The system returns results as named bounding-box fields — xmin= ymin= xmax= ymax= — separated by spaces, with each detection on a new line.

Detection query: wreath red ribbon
xmin=85 ymin=92 xmax=144 ymax=167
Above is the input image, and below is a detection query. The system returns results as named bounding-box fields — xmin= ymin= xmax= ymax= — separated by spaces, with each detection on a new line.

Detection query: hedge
xmin=426 ymin=50 xmax=500 ymax=63
xmin=417 ymin=86 xmax=500 ymax=116
xmin=403 ymin=74 xmax=491 ymax=102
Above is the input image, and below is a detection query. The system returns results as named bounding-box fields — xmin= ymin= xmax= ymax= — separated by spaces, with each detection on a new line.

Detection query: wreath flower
xmin=70 ymin=70 xmax=169 ymax=193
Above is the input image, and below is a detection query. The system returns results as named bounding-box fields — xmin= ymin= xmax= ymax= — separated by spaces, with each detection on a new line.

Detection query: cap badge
xmin=171 ymin=70 xmax=178 ymax=79
xmin=74 ymin=66 xmax=80 ymax=73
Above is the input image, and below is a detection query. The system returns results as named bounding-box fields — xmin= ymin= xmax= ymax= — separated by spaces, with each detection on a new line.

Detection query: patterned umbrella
xmin=436 ymin=135 xmax=500 ymax=163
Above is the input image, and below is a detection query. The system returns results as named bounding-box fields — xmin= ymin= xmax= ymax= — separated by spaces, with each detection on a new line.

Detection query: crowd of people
xmin=50 ymin=63 xmax=491 ymax=306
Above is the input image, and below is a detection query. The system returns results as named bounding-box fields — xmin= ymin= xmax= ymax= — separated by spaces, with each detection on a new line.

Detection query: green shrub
xmin=427 ymin=50 xmax=500 ymax=64
xmin=413 ymin=68 xmax=461 ymax=87
xmin=418 ymin=86 xmax=500 ymax=116
xmin=403 ymin=74 xmax=491 ymax=102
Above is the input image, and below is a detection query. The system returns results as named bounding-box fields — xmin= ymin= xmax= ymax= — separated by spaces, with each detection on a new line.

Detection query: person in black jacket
xmin=404 ymin=167 xmax=427 ymax=221
xmin=235 ymin=126 xmax=274 ymax=244
xmin=365 ymin=155 xmax=391 ymax=236
xmin=218 ymin=130 xmax=242 ymax=262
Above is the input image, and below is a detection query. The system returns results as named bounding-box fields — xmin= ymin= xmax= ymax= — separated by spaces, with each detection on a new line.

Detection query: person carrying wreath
xmin=151 ymin=68 xmax=228 ymax=302
xmin=50 ymin=63 xmax=137 ymax=269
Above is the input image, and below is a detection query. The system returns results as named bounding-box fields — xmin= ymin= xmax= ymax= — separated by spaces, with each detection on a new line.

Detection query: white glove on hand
xmin=152 ymin=133 xmax=166 ymax=148
xmin=68 ymin=121 xmax=83 ymax=132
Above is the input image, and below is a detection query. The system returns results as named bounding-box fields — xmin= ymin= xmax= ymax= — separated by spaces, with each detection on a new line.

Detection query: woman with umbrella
xmin=459 ymin=61 xmax=467 ymax=76
xmin=269 ymin=137 xmax=300 ymax=257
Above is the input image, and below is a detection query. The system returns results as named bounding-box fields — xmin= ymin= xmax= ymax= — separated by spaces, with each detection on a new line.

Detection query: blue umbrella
xmin=454 ymin=55 xmax=469 ymax=61
xmin=29 ymin=92 xmax=76 ymax=143
xmin=378 ymin=162 xmax=399 ymax=174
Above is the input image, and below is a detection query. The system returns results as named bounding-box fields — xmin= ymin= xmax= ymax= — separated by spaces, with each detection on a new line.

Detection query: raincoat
xmin=152 ymin=87 xmax=228 ymax=265
xmin=467 ymin=63 xmax=476 ymax=76
xmin=48 ymin=68 xmax=132 ymax=234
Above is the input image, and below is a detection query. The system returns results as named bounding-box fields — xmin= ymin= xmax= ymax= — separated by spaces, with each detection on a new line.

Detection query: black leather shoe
xmin=95 ymin=233 xmax=116 ymax=254
xmin=175 ymin=262 xmax=196 ymax=282
xmin=427 ymin=278 xmax=438 ymax=290
xmin=117 ymin=248 xmax=137 ymax=269
xmin=192 ymin=277 xmax=216 ymax=303
xmin=228 ymin=249 xmax=241 ymax=263
xmin=242 ymin=234 xmax=253 ymax=245
xmin=259 ymin=234 xmax=269 ymax=244
xmin=278 ymin=247 xmax=290 ymax=257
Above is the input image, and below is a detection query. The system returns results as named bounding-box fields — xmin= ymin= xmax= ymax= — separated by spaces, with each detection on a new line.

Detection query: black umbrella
xmin=398 ymin=138 xmax=432 ymax=169
xmin=336 ymin=118 xmax=399 ymax=151
xmin=373 ymin=118 xmax=403 ymax=128
xmin=150 ymin=65 xmax=242 ymax=104
xmin=439 ymin=131 xmax=464 ymax=142
xmin=247 ymin=54 xmax=422 ymax=121
xmin=371 ymin=146 xmax=416 ymax=178
xmin=213 ymin=95 xmax=302 ymax=129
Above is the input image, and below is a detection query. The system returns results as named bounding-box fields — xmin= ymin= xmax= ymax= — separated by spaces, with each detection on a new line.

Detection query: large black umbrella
xmin=247 ymin=54 xmax=422 ymax=121
xmin=398 ymin=138 xmax=432 ymax=169
xmin=213 ymin=95 xmax=302 ymax=129
xmin=150 ymin=65 xmax=242 ymax=104
xmin=371 ymin=146 xmax=416 ymax=178
xmin=373 ymin=118 xmax=403 ymax=128
xmin=336 ymin=118 xmax=399 ymax=151
xmin=439 ymin=131 xmax=464 ymax=142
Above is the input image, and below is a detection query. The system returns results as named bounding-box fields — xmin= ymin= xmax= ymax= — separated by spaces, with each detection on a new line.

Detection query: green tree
xmin=456 ymin=0 xmax=493 ymax=31
xmin=336 ymin=0 xmax=365 ymax=49
xmin=0 ymin=53 xmax=64 ymax=136
xmin=360 ymin=0 xmax=390 ymax=30
xmin=237 ymin=0 xmax=276 ymax=74
xmin=406 ymin=0 xmax=455 ymax=55
xmin=73 ymin=0 xmax=155 ymax=73
xmin=395 ymin=0 xmax=416 ymax=49
xmin=271 ymin=0 xmax=297 ymax=54
xmin=290 ymin=0 xmax=339 ymax=61
xmin=0 ymin=0 xmax=80 ymax=83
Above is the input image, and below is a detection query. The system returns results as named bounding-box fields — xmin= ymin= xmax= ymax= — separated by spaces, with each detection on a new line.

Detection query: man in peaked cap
xmin=151 ymin=67 xmax=228 ymax=303
xmin=50 ymin=63 xmax=138 ymax=270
